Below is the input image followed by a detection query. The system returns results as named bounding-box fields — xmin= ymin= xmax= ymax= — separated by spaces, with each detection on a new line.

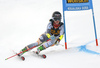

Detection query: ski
xmin=12 ymin=50 xmax=25 ymax=61
xmin=17 ymin=53 xmax=25 ymax=61
xmin=33 ymin=51 xmax=46 ymax=59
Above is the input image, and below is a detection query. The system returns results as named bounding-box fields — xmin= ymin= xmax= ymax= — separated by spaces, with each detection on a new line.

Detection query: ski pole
xmin=5 ymin=46 xmax=36 ymax=60
xmin=59 ymin=44 xmax=64 ymax=46
xmin=5 ymin=51 xmax=23 ymax=60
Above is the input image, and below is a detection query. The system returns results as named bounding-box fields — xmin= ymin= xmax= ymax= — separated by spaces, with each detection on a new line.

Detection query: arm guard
xmin=46 ymin=33 xmax=51 ymax=38
xmin=59 ymin=35 xmax=64 ymax=40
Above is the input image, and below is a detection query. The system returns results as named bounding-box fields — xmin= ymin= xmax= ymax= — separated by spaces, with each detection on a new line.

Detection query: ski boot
xmin=35 ymin=45 xmax=46 ymax=59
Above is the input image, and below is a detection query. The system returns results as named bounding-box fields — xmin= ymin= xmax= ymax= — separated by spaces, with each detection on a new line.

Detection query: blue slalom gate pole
xmin=91 ymin=1 xmax=98 ymax=46
xmin=62 ymin=0 xmax=67 ymax=49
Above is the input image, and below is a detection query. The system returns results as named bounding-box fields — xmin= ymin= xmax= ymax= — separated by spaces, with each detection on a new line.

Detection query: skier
xmin=18 ymin=11 xmax=64 ymax=56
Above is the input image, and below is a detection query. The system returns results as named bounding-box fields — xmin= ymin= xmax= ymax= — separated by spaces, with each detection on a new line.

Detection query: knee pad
xmin=42 ymin=41 xmax=54 ymax=48
xmin=37 ymin=39 xmax=42 ymax=45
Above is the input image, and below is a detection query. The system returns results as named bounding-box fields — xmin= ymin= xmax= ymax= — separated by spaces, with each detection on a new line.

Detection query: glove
xmin=55 ymin=39 xmax=60 ymax=46
xmin=50 ymin=35 xmax=55 ymax=40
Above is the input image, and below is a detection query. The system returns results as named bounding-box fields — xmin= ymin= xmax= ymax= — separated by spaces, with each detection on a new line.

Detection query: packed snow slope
xmin=0 ymin=0 xmax=100 ymax=68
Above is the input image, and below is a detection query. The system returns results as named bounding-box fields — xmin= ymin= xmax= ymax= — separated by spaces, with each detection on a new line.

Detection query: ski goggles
xmin=53 ymin=18 xmax=61 ymax=21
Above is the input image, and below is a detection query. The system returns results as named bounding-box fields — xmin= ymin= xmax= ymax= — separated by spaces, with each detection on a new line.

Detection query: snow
xmin=0 ymin=0 xmax=100 ymax=68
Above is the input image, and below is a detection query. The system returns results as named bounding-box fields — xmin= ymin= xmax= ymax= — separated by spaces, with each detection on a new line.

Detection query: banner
xmin=63 ymin=0 xmax=93 ymax=11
